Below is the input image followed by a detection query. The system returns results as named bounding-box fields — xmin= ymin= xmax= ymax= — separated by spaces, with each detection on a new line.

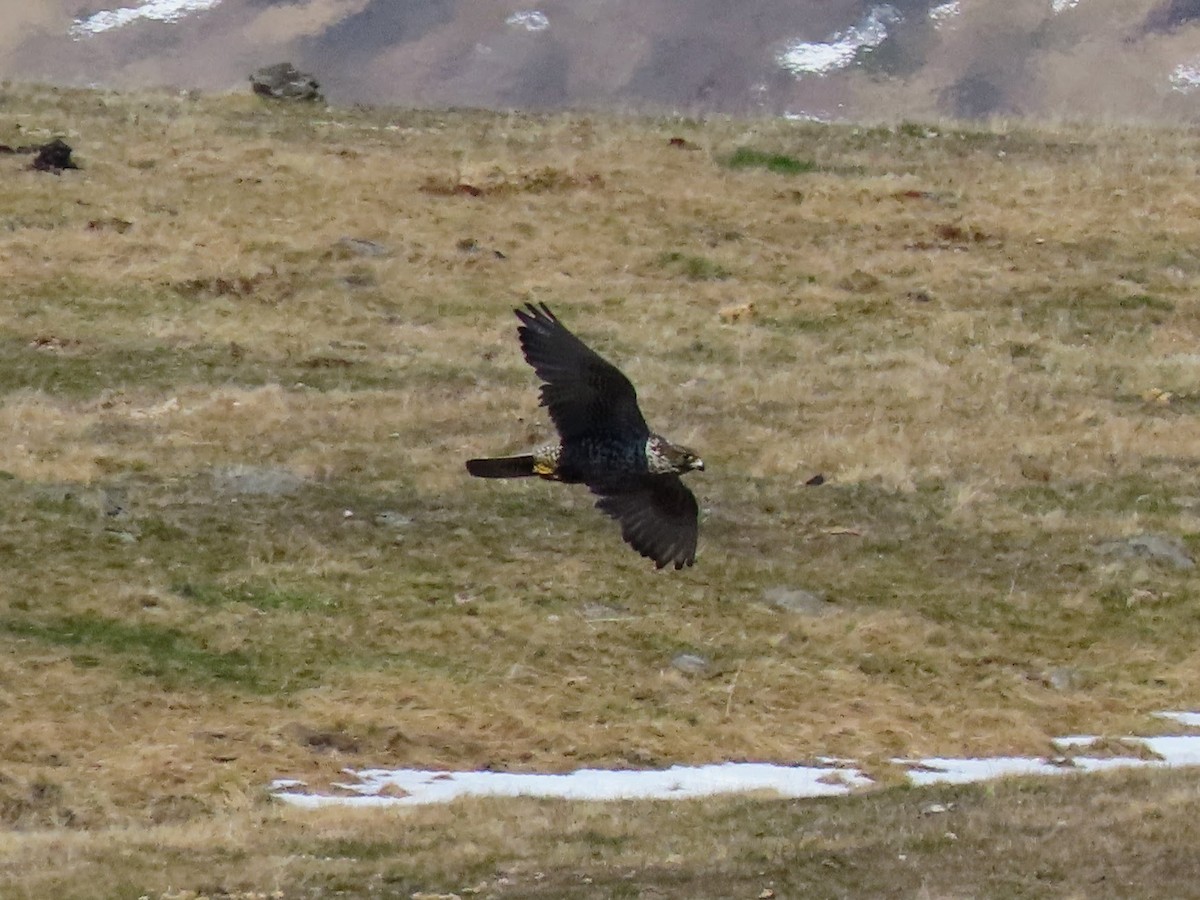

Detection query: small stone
xmin=210 ymin=465 xmax=306 ymax=497
xmin=374 ymin=511 xmax=414 ymax=529
xmin=671 ymin=653 xmax=709 ymax=675
xmin=580 ymin=601 xmax=629 ymax=620
xmin=99 ymin=488 xmax=129 ymax=518
xmin=335 ymin=236 xmax=390 ymax=257
xmin=763 ymin=587 xmax=834 ymax=616
xmin=1096 ymin=533 xmax=1194 ymax=570
xmin=837 ymin=269 xmax=881 ymax=293
xmin=1043 ymin=667 xmax=1082 ymax=691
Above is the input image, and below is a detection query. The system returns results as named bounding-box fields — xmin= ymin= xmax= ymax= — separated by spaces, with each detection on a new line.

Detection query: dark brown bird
xmin=467 ymin=303 xmax=704 ymax=569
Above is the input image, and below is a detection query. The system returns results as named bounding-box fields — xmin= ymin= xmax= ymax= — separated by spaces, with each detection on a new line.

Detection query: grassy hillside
xmin=2 ymin=82 xmax=1200 ymax=896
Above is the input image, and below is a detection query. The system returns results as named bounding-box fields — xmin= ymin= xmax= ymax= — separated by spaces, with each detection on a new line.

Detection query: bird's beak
xmin=693 ymin=458 xmax=705 ymax=472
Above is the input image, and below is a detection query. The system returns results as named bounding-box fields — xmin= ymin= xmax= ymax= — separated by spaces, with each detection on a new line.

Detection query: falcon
xmin=466 ymin=303 xmax=704 ymax=569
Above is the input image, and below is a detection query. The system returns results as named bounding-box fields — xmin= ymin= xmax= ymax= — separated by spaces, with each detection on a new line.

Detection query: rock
xmin=718 ymin=301 xmax=756 ymax=323
xmin=1096 ymin=533 xmax=1194 ymax=570
xmin=374 ymin=511 xmax=414 ymax=529
xmin=763 ymin=587 xmax=835 ymax=616
xmin=339 ymin=270 xmax=377 ymax=289
xmin=250 ymin=62 xmax=323 ymax=102
xmin=456 ymin=237 xmax=507 ymax=259
xmin=30 ymin=139 xmax=77 ymax=173
xmin=335 ymin=236 xmax=391 ymax=258
xmin=1041 ymin=667 xmax=1084 ymax=691
xmin=671 ymin=653 xmax=709 ymax=675
xmin=1018 ymin=455 xmax=1052 ymax=482
xmin=580 ymin=601 xmax=630 ymax=621
xmin=837 ymin=269 xmax=881 ymax=293
xmin=210 ymin=465 xmax=306 ymax=497
xmin=99 ymin=488 xmax=128 ymax=519
xmin=285 ymin=723 xmax=359 ymax=754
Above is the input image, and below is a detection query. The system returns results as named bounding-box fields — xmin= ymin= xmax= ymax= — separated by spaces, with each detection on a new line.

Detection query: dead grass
xmin=3 ymin=83 xmax=1200 ymax=894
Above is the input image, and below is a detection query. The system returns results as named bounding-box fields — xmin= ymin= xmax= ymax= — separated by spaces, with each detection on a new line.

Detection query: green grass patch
xmin=0 ymin=613 xmax=286 ymax=692
xmin=1118 ymin=293 xmax=1175 ymax=312
xmin=723 ymin=146 xmax=817 ymax=175
xmin=653 ymin=251 xmax=731 ymax=280
xmin=0 ymin=337 xmax=453 ymax=397
xmin=173 ymin=580 xmax=342 ymax=613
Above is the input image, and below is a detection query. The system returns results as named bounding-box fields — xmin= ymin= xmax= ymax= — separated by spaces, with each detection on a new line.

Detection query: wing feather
xmin=592 ymin=475 xmax=698 ymax=569
xmin=515 ymin=303 xmax=650 ymax=441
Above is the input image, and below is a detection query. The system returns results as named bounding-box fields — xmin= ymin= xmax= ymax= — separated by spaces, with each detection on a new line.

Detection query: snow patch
xmin=1170 ymin=63 xmax=1200 ymax=93
xmin=273 ymin=763 xmax=872 ymax=808
xmin=899 ymin=755 xmax=1073 ymax=787
xmin=777 ymin=6 xmax=902 ymax=78
xmin=929 ymin=1 xmax=961 ymax=29
xmin=1159 ymin=711 xmax=1200 ymax=728
xmin=273 ymin=713 xmax=1200 ymax=808
xmin=71 ymin=0 xmax=222 ymax=37
xmin=783 ymin=111 xmax=833 ymax=123
xmin=506 ymin=11 xmax=549 ymax=32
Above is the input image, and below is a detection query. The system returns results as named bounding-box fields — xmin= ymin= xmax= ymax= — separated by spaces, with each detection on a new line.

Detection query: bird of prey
xmin=467 ymin=303 xmax=704 ymax=569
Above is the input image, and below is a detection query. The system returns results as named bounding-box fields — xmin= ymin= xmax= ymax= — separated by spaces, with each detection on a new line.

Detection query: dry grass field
xmin=3 ymin=82 xmax=1200 ymax=896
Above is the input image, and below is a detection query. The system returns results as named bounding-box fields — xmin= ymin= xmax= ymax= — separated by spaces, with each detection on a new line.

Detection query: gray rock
xmin=100 ymin=488 xmax=129 ymax=519
xmin=671 ymin=653 xmax=710 ymax=675
xmin=250 ymin=62 xmax=323 ymax=102
xmin=335 ymin=237 xmax=391 ymax=258
xmin=210 ymin=465 xmax=306 ymax=497
xmin=1043 ymin=667 xmax=1083 ymax=691
xmin=1096 ymin=533 xmax=1194 ymax=570
xmin=763 ymin=587 xmax=835 ymax=616
xmin=580 ymin=601 xmax=631 ymax=621
xmin=373 ymin=511 xmax=414 ymax=529
xmin=339 ymin=269 xmax=377 ymax=289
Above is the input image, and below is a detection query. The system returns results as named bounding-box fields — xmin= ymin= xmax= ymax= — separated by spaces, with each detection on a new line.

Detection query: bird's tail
xmin=466 ymin=455 xmax=537 ymax=478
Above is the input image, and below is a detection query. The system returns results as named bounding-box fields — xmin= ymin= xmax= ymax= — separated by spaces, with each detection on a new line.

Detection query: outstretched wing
xmin=515 ymin=303 xmax=650 ymax=442
xmin=592 ymin=475 xmax=698 ymax=570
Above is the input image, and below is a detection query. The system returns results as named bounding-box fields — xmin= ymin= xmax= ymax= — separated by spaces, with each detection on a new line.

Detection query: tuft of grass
xmin=654 ymin=251 xmax=731 ymax=280
xmin=1118 ymin=293 xmax=1174 ymax=312
xmin=723 ymin=146 xmax=817 ymax=174
xmin=173 ymin=580 xmax=341 ymax=612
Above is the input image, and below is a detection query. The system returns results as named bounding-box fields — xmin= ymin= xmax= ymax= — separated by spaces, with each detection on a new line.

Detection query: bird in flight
xmin=467 ymin=303 xmax=705 ymax=569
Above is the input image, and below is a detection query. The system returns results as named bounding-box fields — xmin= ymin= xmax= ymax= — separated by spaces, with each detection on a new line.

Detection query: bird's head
xmin=650 ymin=437 xmax=705 ymax=475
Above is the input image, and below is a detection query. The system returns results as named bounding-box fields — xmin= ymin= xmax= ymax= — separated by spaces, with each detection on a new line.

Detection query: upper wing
xmin=592 ymin=475 xmax=699 ymax=570
xmin=515 ymin=303 xmax=650 ymax=442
